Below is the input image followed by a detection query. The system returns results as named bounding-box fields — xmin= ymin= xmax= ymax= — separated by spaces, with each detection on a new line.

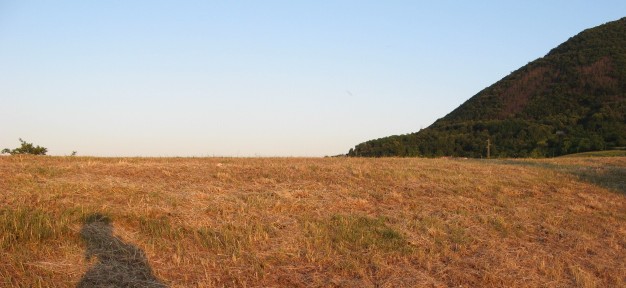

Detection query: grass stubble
xmin=0 ymin=156 xmax=624 ymax=287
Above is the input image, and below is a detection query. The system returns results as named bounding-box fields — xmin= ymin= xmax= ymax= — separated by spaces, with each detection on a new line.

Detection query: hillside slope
xmin=349 ymin=17 xmax=626 ymax=157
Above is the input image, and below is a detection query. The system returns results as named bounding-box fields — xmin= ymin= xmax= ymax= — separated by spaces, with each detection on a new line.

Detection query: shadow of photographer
xmin=77 ymin=213 xmax=167 ymax=288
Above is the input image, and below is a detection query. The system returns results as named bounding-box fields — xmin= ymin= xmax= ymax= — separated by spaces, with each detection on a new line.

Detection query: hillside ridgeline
xmin=349 ymin=17 xmax=626 ymax=157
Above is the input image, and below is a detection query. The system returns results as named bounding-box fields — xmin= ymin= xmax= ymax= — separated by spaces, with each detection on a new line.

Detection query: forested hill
xmin=348 ymin=17 xmax=626 ymax=158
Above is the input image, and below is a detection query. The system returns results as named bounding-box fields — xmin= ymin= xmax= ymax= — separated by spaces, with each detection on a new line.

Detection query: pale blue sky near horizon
xmin=1 ymin=1 xmax=624 ymax=157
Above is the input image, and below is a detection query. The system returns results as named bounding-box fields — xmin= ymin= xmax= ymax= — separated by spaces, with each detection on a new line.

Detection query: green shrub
xmin=2 ymin=138 xmax=47 ymax=155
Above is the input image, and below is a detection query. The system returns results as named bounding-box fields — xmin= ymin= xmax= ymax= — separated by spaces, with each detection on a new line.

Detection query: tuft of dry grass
xmin=0 ymin=155 xmax=625 ymax=287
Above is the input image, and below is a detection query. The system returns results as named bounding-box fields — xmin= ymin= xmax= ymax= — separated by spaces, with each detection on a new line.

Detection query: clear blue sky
xmin=1 ymin=1 xmax=624 ymax=156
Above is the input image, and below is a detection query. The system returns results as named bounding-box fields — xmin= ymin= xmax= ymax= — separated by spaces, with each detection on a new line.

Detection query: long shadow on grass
xmin=494 ymin=160 xmax=626 ymax=194
xmin=77 ymin=213 xmax=167 ymax=288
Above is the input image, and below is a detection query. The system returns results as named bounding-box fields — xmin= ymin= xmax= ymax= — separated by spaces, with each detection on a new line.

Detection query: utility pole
xmin=486 ymin=138 xmax=491 ymax=159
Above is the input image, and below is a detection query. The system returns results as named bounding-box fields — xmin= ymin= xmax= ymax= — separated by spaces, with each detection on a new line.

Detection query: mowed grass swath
xmin=1 ymin=156 xmax=625 ymax=287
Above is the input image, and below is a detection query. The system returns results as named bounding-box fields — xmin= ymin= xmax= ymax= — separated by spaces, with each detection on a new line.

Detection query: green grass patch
xmin=568 ymin=165 xmax=626 ymax=194
xmin=496 ymin=159 xmax=626 ymax=194
xmin=194 ymin=222 xmax=276 ymax=256
xmin=489 ymin=216 xmax=509 ymax=236
xmin=447 ymin=224 xmax=471 ymax=245
xmin=560 ymin=150 xmax=626 ymax=158
xmin=137 ymin=216 xmax=185 ymax=241
xmin=0 ymin=206 xmax=108 ymax=250
xmin=304 ymin=214 xmax=410 ymax=254
xmin=0 ymin=208 xmax=61 ymax=248
xmin=26 ymin=165 xmax=66 ymax=178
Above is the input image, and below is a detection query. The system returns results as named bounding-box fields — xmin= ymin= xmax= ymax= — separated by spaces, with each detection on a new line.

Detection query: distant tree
xmin=2 ymin=138 xmax=48 ymax=155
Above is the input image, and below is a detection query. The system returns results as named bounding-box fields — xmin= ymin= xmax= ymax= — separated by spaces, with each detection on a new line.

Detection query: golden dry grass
xmin=1 ymin=156 xmax=625 ymax=287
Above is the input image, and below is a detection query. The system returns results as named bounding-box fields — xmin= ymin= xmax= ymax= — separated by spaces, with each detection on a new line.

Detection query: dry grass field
xmin=1 ymin=156 xmax=625 ymax=287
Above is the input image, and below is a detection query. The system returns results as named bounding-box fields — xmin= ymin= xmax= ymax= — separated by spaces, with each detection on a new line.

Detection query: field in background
xmin=558 ymin=150 xmax=626 ymax=157
xmin=1 ymin=156 xmax=625 ymax=287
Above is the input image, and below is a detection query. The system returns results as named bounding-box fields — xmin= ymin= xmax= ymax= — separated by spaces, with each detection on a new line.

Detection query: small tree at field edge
xmin=2 ymin=138 xmax=48 ymax=155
